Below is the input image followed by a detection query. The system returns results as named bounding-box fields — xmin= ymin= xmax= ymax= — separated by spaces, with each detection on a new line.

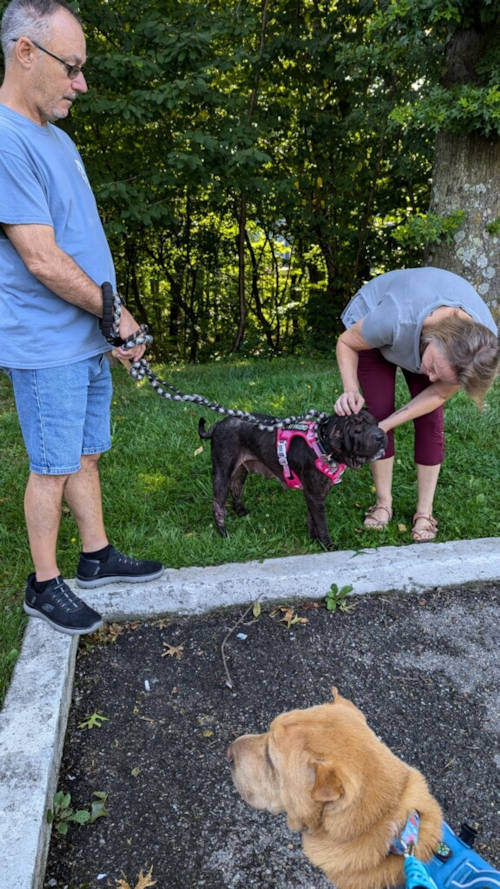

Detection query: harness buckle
xmin=276 ymin=440 xmax=288 ymax=467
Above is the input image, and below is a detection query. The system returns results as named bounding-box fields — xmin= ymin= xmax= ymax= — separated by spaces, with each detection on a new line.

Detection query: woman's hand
xmin=334 ymin=390 xmax=365 ymax=415
xmin=335 ymin=321 xmax=371 ymax=416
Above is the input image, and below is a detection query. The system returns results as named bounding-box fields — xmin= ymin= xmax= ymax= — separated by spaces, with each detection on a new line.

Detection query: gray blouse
xmin=341 ymin=268 xmax=497 ymax=373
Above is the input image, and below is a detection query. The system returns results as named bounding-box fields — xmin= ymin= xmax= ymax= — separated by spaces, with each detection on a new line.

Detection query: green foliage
xmin=54 ymin=0 xmax=442 ymax=356
xmin=1 ymin=0 xmax=495 ymax=358
xmin=381 ymin=0 xmax=498 ymax=28
xmin=392 ymin=210 xmax=466 ymax=249
xmin=486 ymin=217 xmax=500 ymax=236
xmin=390 ymin=85 xmax=500 ymax=138
xmin=325 ymin=583 xmax=355 ymax=613
xmin=47 ymin=791 xmax=108 ymax=836
xmin=78 ymin=711 xmax=109 ymax=730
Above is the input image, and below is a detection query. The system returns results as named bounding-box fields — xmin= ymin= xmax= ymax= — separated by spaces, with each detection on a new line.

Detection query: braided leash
xmin=100 ymin=283 xmax=328 ymax=432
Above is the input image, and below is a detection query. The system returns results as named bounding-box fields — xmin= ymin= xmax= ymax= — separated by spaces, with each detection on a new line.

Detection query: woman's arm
xmin=379 ymin=382 xmax=461 ymax=433
xmin=335 ymin=317 xmax=460 ymax=426
xmin=335 ymin=320 xmax=373 ymax=415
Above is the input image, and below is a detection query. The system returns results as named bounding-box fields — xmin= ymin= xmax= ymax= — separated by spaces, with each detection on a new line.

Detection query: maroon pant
xmin=357 ymin=349 xmax=444 ymax=465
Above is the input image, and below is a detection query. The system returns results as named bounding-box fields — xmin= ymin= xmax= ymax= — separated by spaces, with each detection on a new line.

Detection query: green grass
xmin=1 ymin=355 xmax=499 ymax=704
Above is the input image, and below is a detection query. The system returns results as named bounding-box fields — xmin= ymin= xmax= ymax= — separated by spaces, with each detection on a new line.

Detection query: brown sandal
xmin=411 ymin=512 xmax=438 ymax=543
xmin=363 ymin=505 xmax=393 ymax=530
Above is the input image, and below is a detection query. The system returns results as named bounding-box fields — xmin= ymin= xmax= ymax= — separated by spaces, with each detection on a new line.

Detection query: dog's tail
xmin=198 ymin=417 xmax=213 ymax=439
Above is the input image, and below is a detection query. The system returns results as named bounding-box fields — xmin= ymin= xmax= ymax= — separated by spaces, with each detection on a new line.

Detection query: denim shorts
xmin=2 ymin=354 xmax=112 ymax=475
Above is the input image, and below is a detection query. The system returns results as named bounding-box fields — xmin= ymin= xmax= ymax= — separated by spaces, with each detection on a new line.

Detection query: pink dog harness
xmin=276 ymin=422 xmax=346 ymax=490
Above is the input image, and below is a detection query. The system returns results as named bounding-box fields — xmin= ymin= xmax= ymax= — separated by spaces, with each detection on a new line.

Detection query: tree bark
xmin=231 ymin=0 xmax=270 ymax=352
xmin=424 ymin=24 xmax=499 ymax=320
xmin=425 ymin=132 xmax=499 ymax=317
xmin=231 ymin=196 xmax=247 ymax=352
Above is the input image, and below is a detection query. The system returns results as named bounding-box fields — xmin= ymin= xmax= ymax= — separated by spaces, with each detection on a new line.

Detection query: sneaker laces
xmin=114 ymin=553 xmax=142 ymax=567
xmin=49 ymin=579 xmax=84 ymax=613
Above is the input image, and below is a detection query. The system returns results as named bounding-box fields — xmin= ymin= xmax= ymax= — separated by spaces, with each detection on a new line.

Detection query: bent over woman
xmin=335 ymin=267 xmax=498 ymax=542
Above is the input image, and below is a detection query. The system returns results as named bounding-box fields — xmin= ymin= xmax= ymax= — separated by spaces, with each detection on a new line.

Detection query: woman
xmin=335 ymin=267 xmax=498 ymax=541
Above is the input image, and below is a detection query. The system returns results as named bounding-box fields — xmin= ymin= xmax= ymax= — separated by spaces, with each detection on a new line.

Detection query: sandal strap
xmin=365 ymin=505 xmax=393 ymax=519
xmin=412 ymin=512 xmax=437 ymax=528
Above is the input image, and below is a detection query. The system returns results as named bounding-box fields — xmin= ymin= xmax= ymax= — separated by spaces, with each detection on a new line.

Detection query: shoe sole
xmin=76 ymin=567 xmax=165 ymax=589
xmin=23 ymin=602 xmax=103 ymax=636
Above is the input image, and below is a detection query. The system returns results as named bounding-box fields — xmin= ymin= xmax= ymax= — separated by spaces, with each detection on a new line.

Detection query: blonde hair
xmin=421 ymin=316 xmax=499 ymax=407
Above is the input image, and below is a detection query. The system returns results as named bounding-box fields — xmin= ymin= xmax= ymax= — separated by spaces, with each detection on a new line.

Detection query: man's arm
xmin=3 ymin=221 xmax=103 ymax=313
xmin=2 ymin=222 xmax=146 ymax=359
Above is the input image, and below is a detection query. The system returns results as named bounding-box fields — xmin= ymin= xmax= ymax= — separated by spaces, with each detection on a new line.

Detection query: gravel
xmin=43 ymin=581 xmax=499 ymax=889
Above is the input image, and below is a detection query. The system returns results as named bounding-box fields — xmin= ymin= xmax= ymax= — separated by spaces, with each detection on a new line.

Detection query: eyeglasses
xmin=11 ymin=37 xmax=85 ymax=80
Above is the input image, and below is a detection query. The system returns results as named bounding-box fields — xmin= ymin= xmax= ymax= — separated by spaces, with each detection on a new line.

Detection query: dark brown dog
xmin=198 ymin=408 xmax=386 ymax=549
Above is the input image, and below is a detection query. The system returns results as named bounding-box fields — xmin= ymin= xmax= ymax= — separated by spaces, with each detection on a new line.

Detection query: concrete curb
xmin=81 ymin=537 xmax=500 ymax=619
xmin=0 ymin=623 xmax=77 ymax=889
xmin=0 ymin=538 xmax=499 ymax=889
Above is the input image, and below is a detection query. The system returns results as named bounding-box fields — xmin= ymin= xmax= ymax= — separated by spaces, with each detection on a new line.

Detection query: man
xmin=0 ymin=0 xmax=164 ymax=636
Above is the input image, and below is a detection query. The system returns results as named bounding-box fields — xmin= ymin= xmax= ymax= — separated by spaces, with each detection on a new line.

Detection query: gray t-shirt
xmin=341 ymin=268 xmax=497 ymax=373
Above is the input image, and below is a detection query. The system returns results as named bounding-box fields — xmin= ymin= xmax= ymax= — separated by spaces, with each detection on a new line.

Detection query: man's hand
xmin=334 ymin=390 xmax=365 ymax=416
xmin=113 ymin=306 xmax=147 ymax=361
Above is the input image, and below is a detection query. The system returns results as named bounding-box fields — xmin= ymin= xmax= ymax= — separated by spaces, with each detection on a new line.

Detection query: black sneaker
xmin=76 ymin=545 xmax=164 ymax=588
xmin=24 ymin=574 xmax=103 ymax=636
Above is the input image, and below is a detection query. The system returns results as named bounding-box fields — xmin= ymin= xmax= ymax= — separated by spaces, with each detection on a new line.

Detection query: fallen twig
xmin=221 ymin=603 xmax=259 ymax=690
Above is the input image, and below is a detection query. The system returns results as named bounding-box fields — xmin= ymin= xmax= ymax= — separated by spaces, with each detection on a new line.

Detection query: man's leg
xmin=25 ymin=455 xmax=110 ymax=578
xmin=63 ymin=453 xmax=108 ymax=553
xmin=24 ymin=471 xmax=67 ymax=581
xmin=10 ymin=362 xmax=105 ymax=634
xmin=23 ymin=466 xmax=103 ymax=635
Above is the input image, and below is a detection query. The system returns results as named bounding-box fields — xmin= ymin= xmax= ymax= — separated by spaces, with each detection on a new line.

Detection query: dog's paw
xmin=234 ymin=504 xmax=249 ymax=517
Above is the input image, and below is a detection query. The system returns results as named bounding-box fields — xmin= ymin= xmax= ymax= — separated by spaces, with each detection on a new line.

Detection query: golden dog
xmin=227 ymin=688 xmax=442 ymax=889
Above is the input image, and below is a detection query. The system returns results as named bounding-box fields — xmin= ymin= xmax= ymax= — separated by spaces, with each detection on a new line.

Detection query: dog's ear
xmin=311 ymin=761 xmax=345 ymax=802
xmin=330 ymin=686 xmax=338 ymax=703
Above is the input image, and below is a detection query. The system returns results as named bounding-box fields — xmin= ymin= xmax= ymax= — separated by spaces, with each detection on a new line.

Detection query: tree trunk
xmin=231 ymin=196 xmax=247 ymax=353
xmin=231 ymin=0 xmax=270 ymax=353
xmin=425 ymin=132 xmax=499 ymax=318
xmin=424 ymin=24 xmax=499 ymax=320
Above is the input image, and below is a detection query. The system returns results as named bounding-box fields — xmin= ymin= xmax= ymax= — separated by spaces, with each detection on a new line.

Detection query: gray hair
xmin=1 ymin=0 xmax=79 ymax=60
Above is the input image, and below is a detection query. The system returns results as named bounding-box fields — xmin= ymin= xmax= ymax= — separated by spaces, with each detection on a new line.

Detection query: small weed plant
xmin=47 ymin=790 xmax=108 ymax=835
xmin=325 ymin=583 xmax=355 ymax=612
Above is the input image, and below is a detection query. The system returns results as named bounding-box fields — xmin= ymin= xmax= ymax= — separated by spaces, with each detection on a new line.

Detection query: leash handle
xmin=100 ymin=282 xmax=116 ymax=339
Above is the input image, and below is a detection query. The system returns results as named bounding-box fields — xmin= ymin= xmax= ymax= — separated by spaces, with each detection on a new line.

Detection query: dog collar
xmin=390 ymin=810 xmax=420 ymax=856
xmin=276 ymin=422 xmax=346 ymax=490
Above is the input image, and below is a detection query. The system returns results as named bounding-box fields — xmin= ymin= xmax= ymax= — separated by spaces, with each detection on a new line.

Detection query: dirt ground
xmin=43 ymin=581 xmax=499 ymax=889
